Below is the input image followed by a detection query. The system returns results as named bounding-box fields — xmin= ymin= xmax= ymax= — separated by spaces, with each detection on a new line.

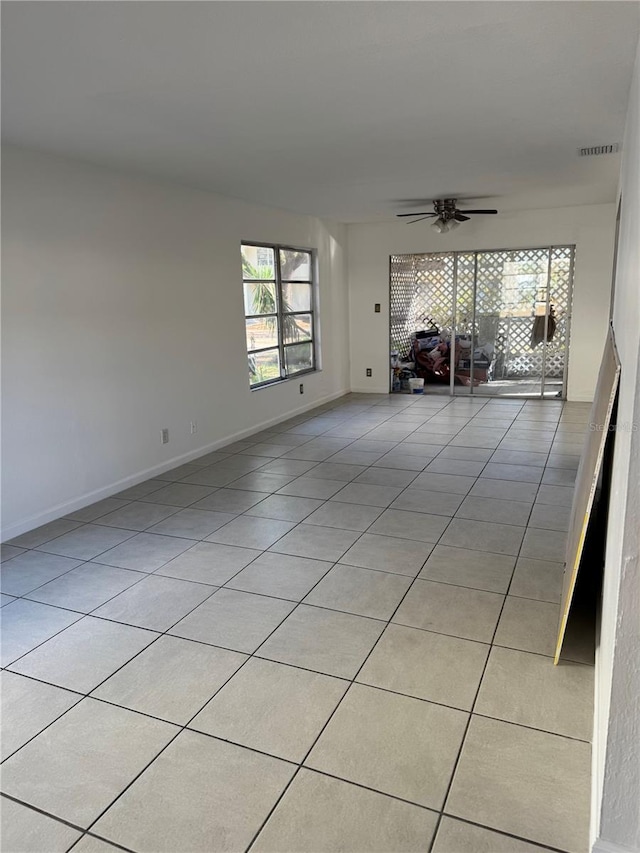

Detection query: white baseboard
xmin=1 ymin=388 xmax=350 ymax=542
xmin=593 ymin=839 xmax=640 ymax=853
xmin=350 ymin=385 xmax=389 ymax=394
xmin=568 ymin=394 xmax=595 ymax=403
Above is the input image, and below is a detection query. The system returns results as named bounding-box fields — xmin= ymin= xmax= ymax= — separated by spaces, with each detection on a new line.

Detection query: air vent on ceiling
xmin=579 ymin=144 xmax=620 ymax=156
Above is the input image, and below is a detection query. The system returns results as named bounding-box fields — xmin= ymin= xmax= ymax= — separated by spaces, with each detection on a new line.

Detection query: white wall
xmin=347 ymin=204 xmax=616 ymax=401
xmin=593 ymin=37 xmax=640 ymax=853
xmin=1 ymin=146 xmax=350 ymax=540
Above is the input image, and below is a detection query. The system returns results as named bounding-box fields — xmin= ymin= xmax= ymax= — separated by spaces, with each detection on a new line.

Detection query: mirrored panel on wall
xmin=389 ymin=245 xmax=575 ymax=398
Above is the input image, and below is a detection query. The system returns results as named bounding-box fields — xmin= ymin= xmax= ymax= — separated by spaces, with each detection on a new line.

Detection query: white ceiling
xmin=3 ymin=2 xmax=639 ymax=222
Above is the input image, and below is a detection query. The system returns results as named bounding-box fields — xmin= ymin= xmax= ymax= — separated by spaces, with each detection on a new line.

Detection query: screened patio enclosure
xmin=390 ymin=246 xmax=575 ymax=398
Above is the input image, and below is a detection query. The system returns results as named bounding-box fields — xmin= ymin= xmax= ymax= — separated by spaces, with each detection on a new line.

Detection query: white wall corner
xmin=593 ymin=34 xmax=640 ymax=853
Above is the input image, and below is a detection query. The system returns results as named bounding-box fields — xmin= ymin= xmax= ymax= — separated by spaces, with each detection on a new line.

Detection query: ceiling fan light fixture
xmin=447 ymin=217 xmax=460 ymax=231
xmin=431 ymin=218 xmax=449 ymax=234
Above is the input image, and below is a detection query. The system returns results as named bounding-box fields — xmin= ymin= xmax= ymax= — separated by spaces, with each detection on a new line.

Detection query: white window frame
xmin=242 ymin=241 xmax=318 ymax=389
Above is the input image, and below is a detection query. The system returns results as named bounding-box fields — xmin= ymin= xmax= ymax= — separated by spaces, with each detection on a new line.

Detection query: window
xmin=242 ymin=243 xmax=317 ymax=388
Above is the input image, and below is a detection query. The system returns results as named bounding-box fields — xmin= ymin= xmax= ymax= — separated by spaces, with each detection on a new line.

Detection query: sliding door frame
xmin=389 ymin=244 xmax=576 ymax=400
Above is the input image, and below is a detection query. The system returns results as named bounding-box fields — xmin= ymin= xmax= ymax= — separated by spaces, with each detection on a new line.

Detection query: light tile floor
xmin=1 ymin=393 xmax=595 ymax=853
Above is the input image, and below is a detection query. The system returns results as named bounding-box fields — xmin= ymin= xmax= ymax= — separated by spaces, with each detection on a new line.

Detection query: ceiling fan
xmin=397 ymin=198 xmax=498 ymax=233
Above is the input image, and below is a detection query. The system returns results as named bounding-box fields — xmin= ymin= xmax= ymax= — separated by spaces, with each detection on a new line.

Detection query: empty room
xmin=1 ymin=3 xmax=639 ymax=853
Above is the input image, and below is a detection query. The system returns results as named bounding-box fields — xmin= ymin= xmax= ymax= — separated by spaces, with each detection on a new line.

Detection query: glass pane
xmin=282 ymin=282 xmax=312 ymax=312
xmin=242 ymin=245 xmax=275 ymax=280
xmin=285 ymin=342 xmax=313 ymax=374
xmin=249 ymin=349 xmax=281 ymax=386
xmin=244 ymin=281 xmax=277 ymax=316
xmin=389 ymin=252 xmax=455 ymax=394
xmin=453 ymin=252 xmax=478 ymax=396
xmin=545 ymin=248 xmax=573 ymax=398
xmin=280 ymin=249 xmax=311 ymax=281
xmin=283 ymin=313 xmax=312 ymax=344
xmin=246 ymin=316 xmax=278 ymax=351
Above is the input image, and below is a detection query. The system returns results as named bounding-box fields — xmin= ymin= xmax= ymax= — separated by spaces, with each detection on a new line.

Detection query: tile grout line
xmin=3 ymin=509 xmax=349 ymax=762
xmin=239 ymin=393 xmax=537 ymax=850
xmin=243 ymin=508 xmax=449 ymax=850
xmin=60 ymin=514 xmax=358 ymax=847
xmin=427 ymin=398 xmax=574 ymax=851
xmin=3 ymin=621 xmax=594 ymax=735
xmin=1 ymin=393 xmax=586 ymax=851
xmin=2 ymin=399 xmax=577 ymax=655
xmin=2 ymin=396 xmax=578 ymax=682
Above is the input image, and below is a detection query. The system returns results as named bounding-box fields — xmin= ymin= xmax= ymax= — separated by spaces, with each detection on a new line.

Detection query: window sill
xmin=250 ymin=367 xmax=319 ymax=391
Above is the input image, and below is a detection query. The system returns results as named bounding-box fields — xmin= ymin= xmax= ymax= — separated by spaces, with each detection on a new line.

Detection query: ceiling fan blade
xmin=454 ymin=213 xmax=471 ymax=222
xmin=408 ymin=214 xmax=438 ymax=224
xmin=396 ymin=212 xmax=435 ymax=218
xmin=459 ymin=209 xmax=498 ymax=215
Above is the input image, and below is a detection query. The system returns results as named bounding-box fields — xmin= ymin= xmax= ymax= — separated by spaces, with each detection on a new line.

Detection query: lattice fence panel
xmin=493 ymin=248 xmax=574 ymax=379
xmin=496 ymin=317 xmax=565 ymax=378
xmin=546 ymin=246 xmax=574 ymax=379
xmin=413 ymin=252 xmax=456 ymax=333
xmin=455 ymin=253 xmax=475 ymax=336
xmin=390 ymin=253 xmax=456 ymax=356
xmin=390 ymin=255 xmax=416 ymax=355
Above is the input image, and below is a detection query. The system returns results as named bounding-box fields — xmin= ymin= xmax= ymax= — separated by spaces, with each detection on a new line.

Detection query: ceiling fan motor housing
xmin=434 ymin=199 xmax=456 ymax=220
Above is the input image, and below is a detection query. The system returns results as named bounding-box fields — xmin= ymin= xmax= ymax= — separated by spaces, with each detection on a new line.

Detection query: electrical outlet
xmin=160 ymin=428 xmax=169 ymax=444
xmin=366 ymin=368 xmax=372 ymax=377
xmin=299 ymin=383 xmax=304 ymax=394
xmin=190 ymin=421 xmax=197 ymax=435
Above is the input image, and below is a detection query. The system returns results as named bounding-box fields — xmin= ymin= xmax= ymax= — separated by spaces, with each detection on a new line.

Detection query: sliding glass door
xmin=389 ymin=245 xmax=574 ymax=398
